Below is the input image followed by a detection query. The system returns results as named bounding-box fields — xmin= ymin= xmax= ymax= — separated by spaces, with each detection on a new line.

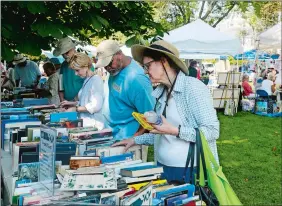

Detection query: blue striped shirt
xmin=134 ymin=71 xmax=220 ymax=164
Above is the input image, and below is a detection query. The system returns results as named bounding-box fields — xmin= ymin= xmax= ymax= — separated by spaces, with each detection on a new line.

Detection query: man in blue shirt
xmin=13 ymin=54 xmax=41 ymax=87
xmin=96 ymin=40 xmax=155 ymax=140
xmin=53 ymin=37 xmax=84 ymax=101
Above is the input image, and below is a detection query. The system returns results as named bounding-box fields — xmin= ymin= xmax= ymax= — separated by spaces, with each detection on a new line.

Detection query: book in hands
xmin=132 ymin=112 xmax=154 ymax=130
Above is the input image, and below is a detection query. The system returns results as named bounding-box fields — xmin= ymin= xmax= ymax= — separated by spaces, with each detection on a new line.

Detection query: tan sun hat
xmin=13 ymin=54 xmax=27 ymax=65
xmin=53 ymin=37 xmax=76 ymax=56
xmin=95 ymin=40 xmax=121 ymax=68
xmin=131 ymin=40 xmax=188 ymax=74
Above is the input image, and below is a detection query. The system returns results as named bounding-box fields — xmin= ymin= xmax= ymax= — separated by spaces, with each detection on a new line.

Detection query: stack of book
xmin=120 ymin=163 xmax=164 ymax=185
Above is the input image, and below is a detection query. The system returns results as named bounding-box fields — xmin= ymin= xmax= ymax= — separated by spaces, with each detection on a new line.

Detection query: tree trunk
xmin=199 ymin=1 xmax=205 ymax=18
xmin=172 ymin=2 xmax=190 ymax=24
xmin=212 ymin=4 xmax=236 ymax=27
xmin=201 ymin=1 xmax=217 ymax=20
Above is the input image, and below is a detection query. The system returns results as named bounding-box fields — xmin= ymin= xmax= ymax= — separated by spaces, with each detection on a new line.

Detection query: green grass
xmin=148 ymin=111 xmax=282 ymax=205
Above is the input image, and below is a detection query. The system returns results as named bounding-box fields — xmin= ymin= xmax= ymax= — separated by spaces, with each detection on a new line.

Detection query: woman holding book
xmin=59 ymin=53 xmax=105 ymax=130
xmin=113 ymin=40 xmax=220 ymax=183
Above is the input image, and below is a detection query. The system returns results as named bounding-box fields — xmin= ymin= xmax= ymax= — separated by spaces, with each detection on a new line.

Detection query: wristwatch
xmin=75 ymin=106 xmax=79 ymax=112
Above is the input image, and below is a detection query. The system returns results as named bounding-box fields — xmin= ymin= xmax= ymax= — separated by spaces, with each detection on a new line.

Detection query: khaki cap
xmin=95 ymin=40 xmax=120 ymax=68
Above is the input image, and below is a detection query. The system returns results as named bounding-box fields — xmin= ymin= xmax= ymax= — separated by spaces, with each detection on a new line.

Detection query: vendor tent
xmin=258 ymin=22 xmax=281 ymax=50
xmin=162 ymin=19 xmax=243 ymax=57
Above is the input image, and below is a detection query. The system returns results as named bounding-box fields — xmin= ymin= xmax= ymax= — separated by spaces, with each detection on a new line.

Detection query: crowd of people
xmin=242 ymin=62 xmax=281 ymax=100
xmin=1 ymin=37 xmax=220 ymax=181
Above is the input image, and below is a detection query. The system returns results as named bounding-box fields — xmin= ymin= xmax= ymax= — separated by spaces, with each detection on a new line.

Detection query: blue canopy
xmin=234 ymin=50 xmax=271 ymax=60
xmin=271 ymin=54 xmax=280 ymax=59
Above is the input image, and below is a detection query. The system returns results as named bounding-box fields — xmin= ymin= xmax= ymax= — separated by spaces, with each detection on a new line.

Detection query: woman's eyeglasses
xmin=142 ymin=60 xmax=155 ymax=72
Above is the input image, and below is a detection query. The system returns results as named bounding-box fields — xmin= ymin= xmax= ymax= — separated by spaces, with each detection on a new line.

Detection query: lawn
xmin=148 ymin=111 xmax=281 ymax=205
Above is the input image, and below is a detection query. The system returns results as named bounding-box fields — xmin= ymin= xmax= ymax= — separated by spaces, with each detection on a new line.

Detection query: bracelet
xmin=176 ymin=125 xmax=181 ymax=138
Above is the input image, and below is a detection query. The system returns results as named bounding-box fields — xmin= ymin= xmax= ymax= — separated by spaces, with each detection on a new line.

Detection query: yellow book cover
xmin=128 ymin=179 xmax=167 ymax=190
xmin=132 ymin=112 xmax=154 ymax=131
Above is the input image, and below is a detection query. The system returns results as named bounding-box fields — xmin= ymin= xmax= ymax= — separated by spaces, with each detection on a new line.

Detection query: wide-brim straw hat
xmin=53 ymin=37 xmax=76 ymax=56
xmin=131 ymin=40 xmax=188 ymax=74
xmin=13 ymin=54 xmax=27 ymax=65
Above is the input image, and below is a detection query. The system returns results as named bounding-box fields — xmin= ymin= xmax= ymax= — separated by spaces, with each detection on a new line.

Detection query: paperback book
xmin=60 ymin=169 xmax=117 ymax=191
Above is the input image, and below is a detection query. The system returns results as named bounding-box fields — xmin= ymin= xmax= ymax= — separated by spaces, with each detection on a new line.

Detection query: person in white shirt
xmin=260 ymin=73 xmax=276 ymax=96
xmin=59 ymin=53 xmax=105 ymax=130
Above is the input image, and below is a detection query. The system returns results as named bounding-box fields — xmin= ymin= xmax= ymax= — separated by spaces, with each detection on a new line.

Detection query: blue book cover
xmin=18 ymin=162 xmax=39 ymax=182
xmin=256 ymin=101 xmax=268 ymax=114
xmin=50 ymin=112 xmax=78 ymax=123
xmin=122 ymin=165 xmax=161 ymax=171
xmin=100 ymin=153 xmax=133 ymax=164
xmin=155 ymin=184 xmax=195 ymax=200
xmin=22 ymin=98 xmax=49 ymax=107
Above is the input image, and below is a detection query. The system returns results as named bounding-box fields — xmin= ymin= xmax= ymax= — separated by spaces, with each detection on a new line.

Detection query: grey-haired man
xmin=53 ymin=37 xmax=84 ymax=101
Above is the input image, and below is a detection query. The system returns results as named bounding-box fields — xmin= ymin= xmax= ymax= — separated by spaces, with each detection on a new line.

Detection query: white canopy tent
xmin=162 ymin=19 xmax=243 ymax=58
xmin=258 ymin=22 xmax=281 ymax=50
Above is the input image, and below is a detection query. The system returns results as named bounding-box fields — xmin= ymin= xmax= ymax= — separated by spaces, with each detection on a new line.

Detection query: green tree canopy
xmin=1 ymin=1 xmax=164 ymax=61
xmin=152 ymin=1 xmax=281 ymax=31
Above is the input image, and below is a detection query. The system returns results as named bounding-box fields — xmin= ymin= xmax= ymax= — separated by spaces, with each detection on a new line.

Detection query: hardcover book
xmin=95 ymin=145 xmax=142 ymax=160
xmin=120 ymin=165 xmax=163 ymax=178
xmin=68 ymin=126 xmax=97 ymax=133
xmin=69 ymin=128 xmax=112 ymax=140
xmin=69 ymin=156 xmax=101 ymax=170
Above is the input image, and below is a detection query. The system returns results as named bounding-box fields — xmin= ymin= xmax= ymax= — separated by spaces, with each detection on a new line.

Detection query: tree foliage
xmin=151 ymin=1 xmax=251 ymax=31
xmin=1 ymin=1 xmax=164 ymax=61
xmin=151 ymin=1 xmax=280 ymax=31
xmin=249 ymin=1 xmax=281 ymax=32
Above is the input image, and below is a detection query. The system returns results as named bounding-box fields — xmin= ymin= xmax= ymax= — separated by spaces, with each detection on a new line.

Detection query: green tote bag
xmin=200 ymin=131 xmax=242 ymax=205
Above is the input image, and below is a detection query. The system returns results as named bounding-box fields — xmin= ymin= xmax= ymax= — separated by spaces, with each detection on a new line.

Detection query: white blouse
xmin=78 ymin=75 xmax=105 ymax=130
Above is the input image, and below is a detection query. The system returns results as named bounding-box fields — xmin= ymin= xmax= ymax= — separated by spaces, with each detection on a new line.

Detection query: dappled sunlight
xmin=221 ymin=160 xmax=241 ymax=168
xmin=217 ymin=139 xmax=249 ymax=145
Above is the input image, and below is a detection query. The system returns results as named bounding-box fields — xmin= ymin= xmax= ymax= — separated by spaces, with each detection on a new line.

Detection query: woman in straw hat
xmin=59 ymin=53 xmax=105 ymax=130
xmin=113 ymin=40 xmax=220 ymax=182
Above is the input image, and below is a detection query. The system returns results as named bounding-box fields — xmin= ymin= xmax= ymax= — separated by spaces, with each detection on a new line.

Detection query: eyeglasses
xmin=142 ymin=60 xmax=155 ymax=72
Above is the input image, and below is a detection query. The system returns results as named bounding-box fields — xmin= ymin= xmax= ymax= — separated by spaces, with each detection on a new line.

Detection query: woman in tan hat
xmin=113 ymin=40 xmax=220 ymax=182
xmin=59 ymin=53 xmax=105 ymax=130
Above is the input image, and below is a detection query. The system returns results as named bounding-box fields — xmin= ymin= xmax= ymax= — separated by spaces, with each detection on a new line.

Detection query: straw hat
xmin=131 ymin=40 xmax=188 ymax=74
xmin=13 ymin=54 xmax=27 ymax=65
xmin=53 ymin=37 xmax=76 ymax=56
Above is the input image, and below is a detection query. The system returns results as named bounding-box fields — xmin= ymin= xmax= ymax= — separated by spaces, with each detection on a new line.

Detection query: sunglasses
xmin=142 ymin=60 xmax=155 ymax=72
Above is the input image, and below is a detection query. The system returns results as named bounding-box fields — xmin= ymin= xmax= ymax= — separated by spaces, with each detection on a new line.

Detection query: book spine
xmin=69 ymin=159 xmax=101 ymax=170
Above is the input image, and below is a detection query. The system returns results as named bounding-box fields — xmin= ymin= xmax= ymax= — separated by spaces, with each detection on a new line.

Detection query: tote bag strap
xmin=195 ymin=128 xmax=208 ymax=186
xmin=182 ymin=140 xmax=195 ymax=183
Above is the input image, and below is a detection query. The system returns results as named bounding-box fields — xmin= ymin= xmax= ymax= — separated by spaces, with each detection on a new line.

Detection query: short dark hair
xmin=189 ymin=61 xmax=197 ymax=67
xmin=43 ymin=62 xmax=56 ymax=72
xmin=143 ymin=49 xmax=180 ymax=72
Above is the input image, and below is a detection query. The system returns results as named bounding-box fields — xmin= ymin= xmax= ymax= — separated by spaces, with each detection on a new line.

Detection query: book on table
xmin=120 ymin=165 xmax=164 ymax=178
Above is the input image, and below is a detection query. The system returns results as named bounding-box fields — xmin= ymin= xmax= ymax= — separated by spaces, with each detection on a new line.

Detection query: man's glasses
xmin=142 ymin=60 xmax=155 ymax=72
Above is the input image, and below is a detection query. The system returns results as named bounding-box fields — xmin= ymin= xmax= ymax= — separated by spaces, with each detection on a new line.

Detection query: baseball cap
xmin=95 ymin=40 xmax=120 ymax=68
